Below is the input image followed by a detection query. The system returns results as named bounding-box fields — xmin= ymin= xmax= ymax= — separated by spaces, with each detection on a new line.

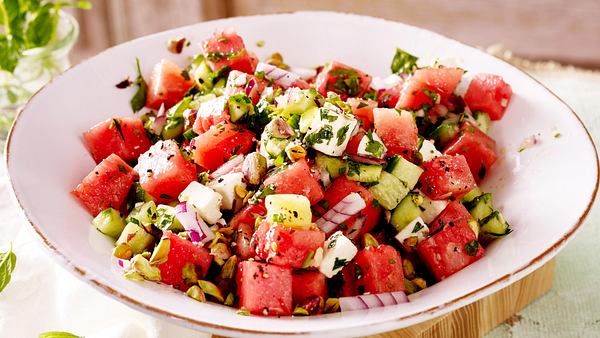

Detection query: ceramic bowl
xmin=6 ymin=11 xmax=598 ymax=337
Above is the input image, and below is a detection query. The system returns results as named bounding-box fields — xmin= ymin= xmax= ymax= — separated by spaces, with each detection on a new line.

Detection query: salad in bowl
xmin=72 ymin=27 xmax=513 ymax=317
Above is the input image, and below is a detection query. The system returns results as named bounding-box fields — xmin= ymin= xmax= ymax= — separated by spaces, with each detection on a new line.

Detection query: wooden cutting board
xmin=212 ymin=259 xmax=555 ymax=338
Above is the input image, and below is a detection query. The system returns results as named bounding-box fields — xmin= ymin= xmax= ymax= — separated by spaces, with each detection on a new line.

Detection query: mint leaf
xmin=38 ymin=331 xmax=82 ymax=338
xmin=25 ymin=3 xmax=57 ymax=48
xmin=391 ymin=48 xmax=418 ymax=74
xmin=130 ymin=57 xmax=148 ymax=112
xmin=0 ymin=243 xmax=17 ymax=294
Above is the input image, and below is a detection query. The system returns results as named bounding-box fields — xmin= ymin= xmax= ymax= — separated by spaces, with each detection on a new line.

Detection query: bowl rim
xmin=5 ymin=11 xmax=599 ymax=336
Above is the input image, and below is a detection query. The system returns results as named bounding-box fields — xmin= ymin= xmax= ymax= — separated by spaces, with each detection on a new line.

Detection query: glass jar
xmin=0 ymin=11 xmax=79 ymax=149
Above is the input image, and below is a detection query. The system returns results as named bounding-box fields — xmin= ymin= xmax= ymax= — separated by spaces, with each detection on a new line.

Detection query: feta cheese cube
xmin=357 ymin=130 xmax=387 ymax=159
xmin=395 ymin=217 xmax=429 ymax=248
xmin=420 ymin=139 xmax=442 ymax=162
xmin=198 ymin=96 xmax=228 ymax=118
xmin=420 ymin=194 xmax=448 ymax=224
xmin=454 ymin=71 xmax=473 ymax=97
xmin=304 ymin=107 xmax=358 ymax=157
xmin=207 ymin=172 xmax=246 ymax=210
xmin=179 ymin=181 xmax=222 ymax=224
xmin=319 ymin=231 xmax=358 ymax=278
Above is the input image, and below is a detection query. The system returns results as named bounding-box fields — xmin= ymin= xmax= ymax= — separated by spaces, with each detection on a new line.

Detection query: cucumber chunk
xmin=93 ymin=208 xmax=126 ymax=239
xmin=155 ymin=204 xmax=183 ymax=231
xmin=429 ymin=123 xmax=459 ymax=148
xmin=390 ymin=192 xmax=424 ymax=232
xmin=461 ymin=187 xmax=483 ymax=203
xmin=466 ymin=193 xmax=494 ymax=221
xmin=299 ymin=107 xmax=319 ymax=133
xmin=480 ymin=210 xmax=511 ymax=239
xmin=228 ymin=94 xmax=253 ymax=122
xmin=346 ymin=161 xmax=383 ymax=183
xmin=387 ymin=155 xmax=424 ymax=190
xmin=315 ymin=153 xmax=346 ymax=179
xmin=368 ymin=171 xmax=409 ymax=210
xmin=474 ymin=111 xmax=491 ymax=134
xmin=116 ymin=223 xmax=155 ymax=254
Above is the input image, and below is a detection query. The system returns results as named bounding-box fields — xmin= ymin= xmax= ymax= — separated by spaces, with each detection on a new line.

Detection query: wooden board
xmin=212 ymin=259 xmax=555 ymax=338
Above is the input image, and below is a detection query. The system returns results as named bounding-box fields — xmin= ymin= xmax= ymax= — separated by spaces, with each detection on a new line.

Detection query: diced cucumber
xmin=212 ymin=78 xmax=227 ymax=96
xmin=116 ymin=223 xmax=155 ymax=254
xmin=346 ymin=161 xmax=382 ymax=183
xmin=387 ymin=155 xmax=424 ymax=190
xmin=155 ymin=204 xmax=183 ymax=231
xmin=480 ymin=210 xmax=511 ymax=239
xmin=162 ymin=116 xmax=184 ymax=139
xmin=228 ymin=94 xmax=253 ymax=122
xmin=264 ymin=137 xmax=290 ymax=158
xmin=474 ymin=111 xmax=491 ymax=134
xmin=190 ymin=56 xmax=213 ymax=90
xmin=279 ymin=88 xmax=319 ymax=116
xmin=133 ymin=182 xmax=154 ymax=203
xmin=265 ymin=194 xmax=312 ymax=228
xmin=368 ymin=171 xmax=409 ymax=210
xmin=93 ymin=208 xmax=126 ymax=239
xmin=468 ymin=218 xmax=480 ymax=238
xmin=390 ymin=192 xmax=423 ymax=232
xmin=466 ymin=193 xmax=494 ymax=221
xmin=137 ymin=201 xmax=158 ymax=224
xmin=429 ymin=123 xmax=459 ymax=148
xmin=299 ymin=107 xmax=318 ymax=133
xmin=461 ymin=187 xmax=483 ymax=203
xmin=315 ymin=153 xmax=346 ymax=179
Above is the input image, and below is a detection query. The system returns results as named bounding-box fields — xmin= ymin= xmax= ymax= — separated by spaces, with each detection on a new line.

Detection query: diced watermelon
xmin=134 ymin=140 xmax=197 ymax=203
xmin=354 ymin=245 xmax=405 ymax=294
xmin=396 ymin=67 xmax=464 ymax=110
xmin=263 ymin=158 xmax=325 ymax=205
xmin=292 ymin=270 xmax=327 ymax=305
xmin=419 ymin=154 xmax=477 ymax=200
xmin=347 ymin=98 xmax=377 ymax=130
xmin=146 ymin=59 xmax=195 ymax=110
xmin=429 ymin=200 xmax=472 ymax=234
xmin=464 ymin=73 xmax=512 ymax=121
xmin=315 ymin=61 xmax=372 ymax=100
xmin=230 ymin=203 xmax=267 ymax=259
xmin=156 ymin=231 xmax=213 ymax=291
xmin=202 ymin=28 xmax=259 ymax=74
xmin=237 ymin=261 xmax=293 ymax=315
xmin=72 ymin=154 xmax=135 ymax=216
xmin=377 ymin=82 xmax=403 ymax=108
xmin=443 ymin=122 xmax=498 ymax=182
xmin=83 ymin=117 xmax=151 ymax=164
xmin=251 ymin=221 xmax=325 ymax=268
xmin=373 ymin=108 xmax=418 ymax=159
xmin=417 ymin=221 xmax=484 ymax=281
xmin=313 ymin=176 xmax=381 ymax=238
xmin=340 ymin=262 xmax=359 ymax=297
xmin=191 ymin=122 xmax=256 ymax=171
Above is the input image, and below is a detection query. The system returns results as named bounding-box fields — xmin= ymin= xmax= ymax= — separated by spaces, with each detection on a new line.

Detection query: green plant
xmin=0 ymin=0 xmax=91 ymax=73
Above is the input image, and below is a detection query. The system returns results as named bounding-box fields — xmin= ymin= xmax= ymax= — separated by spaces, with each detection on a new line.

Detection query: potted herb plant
xmin=0 ymin=0 xmax=91 ymax=145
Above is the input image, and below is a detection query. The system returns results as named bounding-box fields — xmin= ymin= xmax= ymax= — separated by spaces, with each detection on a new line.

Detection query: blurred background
xmin=69 ymin=0 xmax=600 ymax=68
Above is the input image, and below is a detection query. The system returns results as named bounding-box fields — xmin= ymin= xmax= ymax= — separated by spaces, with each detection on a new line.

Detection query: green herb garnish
xmin=0 ymin=243 xmax=17 ymax=294
xmin=390 ymin=47 xmax=418 ymax=74
xmin=464 ymin=240 xmax=479 ymax=256
xmin=130 ymin=57 xmax=148 ymax=112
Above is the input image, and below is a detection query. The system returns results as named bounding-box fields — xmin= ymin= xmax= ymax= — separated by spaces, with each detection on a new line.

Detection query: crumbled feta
xmin=319 ymin=231 xmax=358 ymax=278
xmin=179 ymin=181 xmax=222 ymax=224
xmin=357 ymin=130 xmax=387 ymax=159
xmin=395 ymin=217 xmax=429 ymax=248
xmin=454 ymin=72 xmax=473 ymax=97
xmin=419 ymin=139 xmax=442 ymax=162
xmin=420 ymin=195 xmax=448 ymax=224
xmin=304 ymin=107 xmax=357 ymax=156
xmin=207 ymin=172 xmax=246 ymax=210
xmin=197 ymin=96 xmax=228 ymax=118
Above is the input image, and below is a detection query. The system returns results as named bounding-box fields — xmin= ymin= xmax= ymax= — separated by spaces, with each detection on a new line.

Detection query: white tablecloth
xmin=1 ymin=58 xmax=599 ymax=338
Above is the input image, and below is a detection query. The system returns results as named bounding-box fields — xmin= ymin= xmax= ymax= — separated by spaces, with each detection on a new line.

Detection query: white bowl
xmin=6 ymin=11 xmax=598 ymax=337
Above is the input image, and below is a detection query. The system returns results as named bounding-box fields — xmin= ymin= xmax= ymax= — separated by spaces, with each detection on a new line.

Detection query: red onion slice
xmin=149 ymin=115 xmax=167 ymax=135
xmin=346 ymin=215 xmax=365 ymax=240
xmin=175 ymin=202 xmax=215 ymax=245
xmin=316 ymin=193 xmax=366 ymax=234
xmin=111 ymin=256 xmax=131 ymax=275
xmin=256 ymin=62 xmax=302 ymax=88
xmin=209 ymin=154 xmax=244 ymax=179
xmin=339 ymin=291 xmax=408 ymax=312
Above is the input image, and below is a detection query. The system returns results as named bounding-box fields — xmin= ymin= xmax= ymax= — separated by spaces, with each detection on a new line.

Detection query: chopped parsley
xmin=301 ymin=251 xmax=315 ymax=268
xmin=329 ymin=67 xmax=361 ymax=96
xmin=364 ymin=131 xmax=384 ymax=158
xmin=159 ymin=194 xmax=173 ymax=200
xmin=332 ymin=257 xmax=348 ymax=271
xmin=271 ymin=213 xmax=287 ymax=223
xmin=346 ymin=160 xmax=361 ymax=177
xmin=412 ymin=221 xmax=424 ymax=233
xmin=356 ymin=101 xmax=369 ymax=109
xmin=320 ymin=109 xmax=339 ymax=122
xmin=464 ymin=240 xmax=479 ymax=256
xmin=109 ymin=119 xmax=125 ymax=140
xmin=423 ymin=88 xmax=439 ymax=103
xmin=305 ymin=125 xmax=333 ymax=146
xmin=336 ymin=125 xmax=350 ymax=146
xmin=390 ymin=48 xmax=418 ymax=74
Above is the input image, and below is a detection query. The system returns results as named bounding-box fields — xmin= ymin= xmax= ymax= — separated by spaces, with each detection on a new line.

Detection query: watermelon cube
xmin=156 ymin=231 xmax=213 ymax=291
xmin=429 ymin=200 xmax=473 ymax=234
xmin=314 ymin=61 xmax=372 ymax=100
xmin=263 ymin=158 xmax=325 ymax=205
xmin=419 ymin=155 xmax=477 ymax=200
xmin=237 ymin=261 xmax=293 ymax=315
xmin=72 ymin=154 xmax=135 ymax=216
xmin=292 ymin=270 xmax=327 ymax=305
xmin=83 ymin=117 xmax=151 ymax=163
xmin=354 ymin=245 xmax=405 ymax=294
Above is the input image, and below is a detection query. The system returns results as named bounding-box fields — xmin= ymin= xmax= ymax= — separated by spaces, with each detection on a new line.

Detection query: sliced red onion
xmin=148 ymin=115 xmax=167 ymax=135
xmin=175 ymin=202 xmax=214 ymax=245
xmin=287 ymin=67 xmax=317 ymax=80
xmin=209 ymin=154 xmax=244 ymax=179
xmin=348 ymin=154 xmax=387 ymax=165
xmin=111 ymin=256 xmax=131 ymax=275
xmin=245 ymin=78 xmax=256 ymax=96
xmin=339 ymin=291 xmax=409 ymax=312
xmin=156 ymin=103 xmax=166 ymax=117
xmin=256 ymin=62 xmax=301 ymax=88
xmin=347 ymin=215 xmax=365 ymax=240
xmin=316 ymin=193 xmax=366 ymax=234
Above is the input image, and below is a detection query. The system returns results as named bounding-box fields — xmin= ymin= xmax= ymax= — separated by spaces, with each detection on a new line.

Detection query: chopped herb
xmin=357 ymin=101 xmax=369 ymax=109
xmin=423 ymin=88 xmax=439 ymax=103
xmin=183 ymin=128 xmax=198 ymax=141
xmin=412 ymin=221 xmax=424 ymax=233
xmin=329 ymin=67 xmax=361 ymax=96
xmin=301 ymin=251 xmax=315 ymax=268
xmin=130 ymin=57 xmax=148 ymax=112
xmin=181 ymin=69 xmax=191 ymax=81
xmin=117 ymin=165 xmax=128 ymax=174
xmin=390 ymin=48 xmax=418 ymax=74
xmin=327 ymin=233 xmax=339 ymax=249
xmin=273 ymin=153 xmax=285 ymax=167
xmin=272 ymin=213 xmax=286 ymax=223
xmin=464 ymin=240 xmax=479 ymax=256
xmin=159 ymin=194 xmax=173 ymax=199
xmin=0 ymin=243 xmax=17 ymax=294
xmin=332 ymin=257 xmax=348 ymax=271
xmin=38 ymin=332 xmax=82 ymax=338
xmin=236 ymin=308 xmax=251 ymax=316
xmin=363 ymin=92 xmax=378 ymax=100
xmin=364 ymin=131 xmax=384 ymax=158
xmin=109 ymin=119 xmax=125 ymax=140
xmin=346 ymin=160 xmax=361 ymax=177
xmin=554 ymin=133 xmax=562 ymax=138
xmin=336 ymin=125 xmax=350 ymax=146
xmin=320 ymin=109 xmax=338 ymax=122
xmin=305 ymin=125 xmax=333 ymax=146
xmin=318 ymin=200 xmax=330 ymax=210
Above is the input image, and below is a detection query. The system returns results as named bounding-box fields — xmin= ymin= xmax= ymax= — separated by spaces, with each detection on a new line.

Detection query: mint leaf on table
xmin=38 ymin=331 xmax=82 ymax=338
xmin=130 ymin=57 xmax=148 ymax=112
xmin=0 ymin=243 xmax=17 ymax=294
